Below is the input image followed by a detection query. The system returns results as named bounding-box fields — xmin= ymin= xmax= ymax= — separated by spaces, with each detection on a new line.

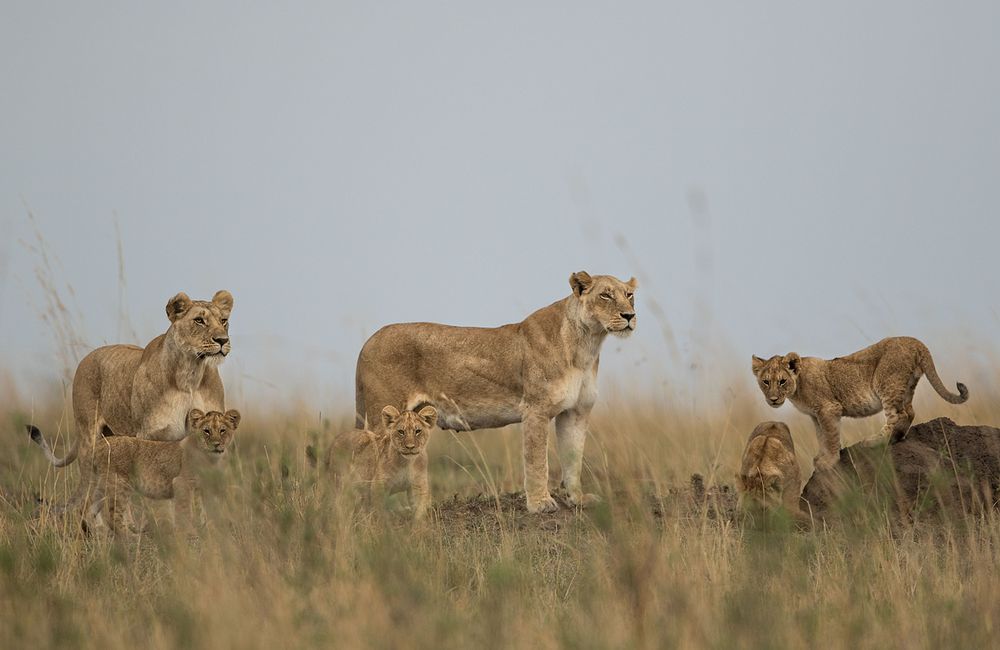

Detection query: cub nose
xmin=213 ymin=335 xmax=229 ymax=345
xmin=621 ymin=313 xmax=635 ymax=323
xmin=405 ymin=441 xmax=416 ymax=449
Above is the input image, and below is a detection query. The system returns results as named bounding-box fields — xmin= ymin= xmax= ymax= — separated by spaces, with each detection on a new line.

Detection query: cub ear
xmin=569 ymin=271 xmax=594 ymax=296
xmin=224 ymin=409 xmax=242 ymax=430
xmin=784 ymin=353 xmax=801 ymax=374
xmin=626 ymin=277 xmax=638 ymax=290
xmin=186 ymin=409 xmax=205 ymax=429
xmin=166 ymin=292 xmax=193 ymax=322
xmin=212 ymin=290 xmax=234 ymax=316
xmin=417 ymin=406 xmax=438 ymax=429
xmin=764 ymin=475 xmax=781 ymax=490
xmin=752 ymin=355 xmax=766 ymax=374
xmin=380 ymin=405 xmax=400 ymax=431
xmin=735 ymin=473 xmax=748 ymax=491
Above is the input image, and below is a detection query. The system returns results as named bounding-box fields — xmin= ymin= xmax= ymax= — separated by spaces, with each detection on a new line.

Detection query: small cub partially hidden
xmin=28 ymin=408 xmax=240 ymax=536
xmin=736 ymin=421 xmax=803 ymax=518
xmin=752 ymin=336 xmax=968 ymax=471
xmin=319 ymin=405 xmax=437 ymax=520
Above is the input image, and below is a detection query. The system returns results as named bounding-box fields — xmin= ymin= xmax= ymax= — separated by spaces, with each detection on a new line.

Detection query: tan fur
xmin=322 ymin=405 xmax=437 ymax=520
xmin=736 ymin=421 xmax=804 ymax=517
xmin=752 ymin=336 xmax=968 ymax=471
xmin=44 ymin=291 xmax=234 ymax=469
xmin=28 ymin=409 xmax=240 ymax=536
xmin=354 ymin=272 xmax=637 ymax=513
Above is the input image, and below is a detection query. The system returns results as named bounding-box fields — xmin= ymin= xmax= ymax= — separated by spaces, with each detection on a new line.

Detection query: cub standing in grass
xmin=736 ymin=421 xmax=804 ymax=519
xmin=355 ymin=271 xmax=637 ymax=514
xmin=28 ymin=408 xmax=240 ymax=536
xmin=311 ymin=405 xmax=437 ymax=520
xmin=752 ymin=336 xmax=968 ymax=471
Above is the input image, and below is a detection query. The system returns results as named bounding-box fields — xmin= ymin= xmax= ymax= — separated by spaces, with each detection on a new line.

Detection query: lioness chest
xmin=545 ymin=367 xmax=597 ymax=415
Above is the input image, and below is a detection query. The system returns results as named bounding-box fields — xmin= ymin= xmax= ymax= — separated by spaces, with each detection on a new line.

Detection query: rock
xmin=800 ymin=418 xmax=1000 ymax=522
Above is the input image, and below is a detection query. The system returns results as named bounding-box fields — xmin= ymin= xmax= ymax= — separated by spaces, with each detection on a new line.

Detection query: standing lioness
xmin=752 ymin=336 xmax=968 ymax=470
xmin=355 ymin=271 xmax=637 ymax=513
xmin=43 ymin=291 xmax=234 ymax=468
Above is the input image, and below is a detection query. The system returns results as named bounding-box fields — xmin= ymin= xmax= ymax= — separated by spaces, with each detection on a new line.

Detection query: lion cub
xmin=736 ymin=421 xmax=803 ymax=518
xmin=28 ymin=408 xmax=240 ymax=535
xmin=318 ymin=405 xmax=437 ymax=519
xmin=752 ymin=336 xmax=968 ymax=471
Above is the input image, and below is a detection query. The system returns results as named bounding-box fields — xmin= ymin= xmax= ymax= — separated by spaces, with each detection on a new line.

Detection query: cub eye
xmin=220 ymin=428 xmax=227 ymax=434
xmin=779 ymin=379 xmax=786 ymax=386
xmin=203 ymin=428 xmax=211 ymax=435
xmin=397 ymin=430 xmax=405 ymax=436
xmin=415 ymin=429 xmax=422 ymax=436
xmin=194 ymin=317 xmax=206 ymax=325
xmin=600 ymin=293 xmax=612 ymax=301
xmin=762 ymin=380 xmax=770 ymax=387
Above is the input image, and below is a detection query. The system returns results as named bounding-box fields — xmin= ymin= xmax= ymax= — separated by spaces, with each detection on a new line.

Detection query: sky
xmin=2 ymin=2 xmax=999 ymax=410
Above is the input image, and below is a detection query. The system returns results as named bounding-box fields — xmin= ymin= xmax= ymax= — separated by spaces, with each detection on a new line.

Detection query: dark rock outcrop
xmin=800 ymin=418 xmax=1000 ymax=522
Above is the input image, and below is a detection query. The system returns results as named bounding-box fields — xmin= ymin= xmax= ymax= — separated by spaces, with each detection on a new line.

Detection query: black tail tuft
xmin=26 ymin=425 xmax=42 ymax=443
xmin=305 ymin=445 xmax=318 ymax=469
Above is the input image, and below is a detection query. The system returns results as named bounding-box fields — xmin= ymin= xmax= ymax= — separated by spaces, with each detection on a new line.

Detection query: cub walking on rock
xmin=752 ymin=336 xmax=968 ymax=470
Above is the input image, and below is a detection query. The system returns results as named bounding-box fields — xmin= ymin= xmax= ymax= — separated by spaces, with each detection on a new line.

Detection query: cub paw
xmin=813 ymin=453 xmax=839 ymax=472
xmin=860 ymin=434 xmax=888 ymax=448
xmin=526 ymin=495 xmax=560 ymax=514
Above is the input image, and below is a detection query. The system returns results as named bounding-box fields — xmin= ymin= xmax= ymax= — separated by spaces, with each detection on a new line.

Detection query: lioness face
xmin=165 ymin=290 xmax=234 ymax=363
xmin=569 ymin=272 xmax=637 ymax=337
xmin=381 ymin=405 xmax=437 ymax=457
xmin=752 ymin=354 xmax=799 ymax=407
xmin=186 ymin=409 xmax=241 ymax=456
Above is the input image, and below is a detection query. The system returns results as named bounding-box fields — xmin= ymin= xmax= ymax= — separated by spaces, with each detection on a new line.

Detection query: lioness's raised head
xmin=736 ymin=421 xmax=801 ymax=513
xmin=751 ymin=353 xmax=800 ymax=407
xmin=186 ymin=408 xmax=241 ymax=456
xmin=380 ymin=405 xmax=437 ymax=457
xmin=568 ymin=271 xmax=637 ymax=337
xmin=165 ymin=290 xmax=234 ymax=364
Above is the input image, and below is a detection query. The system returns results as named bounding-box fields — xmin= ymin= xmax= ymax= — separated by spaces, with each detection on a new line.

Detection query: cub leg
xmin=555 ymin=408 xmax=600 ymax=507
xmin=882 ymin=402 xmax=915 ymax=444
xmin=812 ymin=409 xmax=842 ymax=471
xmin=522 ymin=412 xmax=558 ymax=514
xmin=103 ymin=476 xmax=133 ymax=537
xmin=172 ymin=476 xmax=200 ymax=539
xmin=408 ymin=454 xmax=431 ymax=520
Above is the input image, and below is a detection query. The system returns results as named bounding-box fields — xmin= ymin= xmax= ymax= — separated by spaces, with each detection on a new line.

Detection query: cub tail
xmin=919 ymin=346 xmax=969 ymax=404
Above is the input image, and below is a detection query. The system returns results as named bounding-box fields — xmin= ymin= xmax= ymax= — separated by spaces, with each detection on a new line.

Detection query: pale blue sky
xmin=2 ymin=2 xmax=998 ymax=408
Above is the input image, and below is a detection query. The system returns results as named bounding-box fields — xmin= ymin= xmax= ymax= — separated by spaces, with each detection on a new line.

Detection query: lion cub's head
xmin=165 ymin=290 xmax=234 ymax=364
xmin=380 ymin=405 xmax=437 ymax=457
xmin=751 ymin=353 xmax=801 ymax=407
xmin=568 ymin=271 xmax=638 ymax=337
xmin=186 ymin=409 xmax=241 ymax=456
xmin=736 ymin=421 xmax=801 ymax=512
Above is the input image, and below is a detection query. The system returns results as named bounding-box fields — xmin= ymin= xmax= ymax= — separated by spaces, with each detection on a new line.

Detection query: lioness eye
xmin=600 ymin=293 xmax=612 ymax=300
xmin=194 ymin=317 xmax=206 ymax=325
xmin=221 ymin=319 xmax=228 ymax=326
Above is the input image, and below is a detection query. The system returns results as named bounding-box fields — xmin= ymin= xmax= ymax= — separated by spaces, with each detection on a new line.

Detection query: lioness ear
xmin=626 ymin=277 xmax=638 ymax=290
xmin=166 ymin=292 xmax=193 ymax=322
xmin=785 ymin=353 xmax=801 ymax=374
xmin=381 ymin=405 xmax=400 ymax=431
xmin=417 ymin=406 xmax=438 ymax=429
xmin=212 ymin=290 xmax=234 ymax=316
xmin=752 ymin=355 xmax=765 ymax=374
xmin=224 ymin=409 xmax=242 ymax=430
xmin=186 ymin=409 xmax=205 ymax=429
xmin=569 ymin=271 xmax=594 ymax=296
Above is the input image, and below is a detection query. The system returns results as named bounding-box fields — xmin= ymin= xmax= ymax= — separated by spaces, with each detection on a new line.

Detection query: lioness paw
xmin=527 ymin=495 xmax=560 ymax=514
xmin=566 ymin=492 xmax=602 ymax=509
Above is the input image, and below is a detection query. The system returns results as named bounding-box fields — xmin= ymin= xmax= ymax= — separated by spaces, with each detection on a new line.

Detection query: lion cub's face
xmin=381 ymin=405 xmax=437 ymax=457
xmin=569 ymin=271 xmax=638 ymax=337
xmin=751 ymin=353 xmax=800 ymax=407
xmin=165 ymin=290 xmax=234 ymax=363
xmin=186 ymin=409 xmax=241 ymax=456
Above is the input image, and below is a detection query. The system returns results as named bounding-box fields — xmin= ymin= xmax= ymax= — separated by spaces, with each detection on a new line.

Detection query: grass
xmin=2 ymin=381 xmax=999 ymax=650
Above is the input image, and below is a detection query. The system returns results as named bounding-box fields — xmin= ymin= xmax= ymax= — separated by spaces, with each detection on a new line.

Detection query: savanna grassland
xmin=2 ymin=370 xmax=999 ymax=650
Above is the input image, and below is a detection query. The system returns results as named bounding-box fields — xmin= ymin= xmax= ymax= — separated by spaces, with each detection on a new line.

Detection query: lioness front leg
xmin=522 ymin=412 xmax=558 ymax=514
xmin=555 ymin=408 xmax=600 ymax=508
xmin=812 ymin=409 xmax=842 ymax=471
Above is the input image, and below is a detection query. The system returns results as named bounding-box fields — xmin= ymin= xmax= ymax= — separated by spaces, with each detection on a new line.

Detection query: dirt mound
xmin=801 ymin=418 xmax=1000 ymax=521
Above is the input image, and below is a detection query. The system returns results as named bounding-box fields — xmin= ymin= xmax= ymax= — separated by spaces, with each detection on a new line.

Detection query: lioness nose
xmin=621 ymin=313 xmax=635 ymax=323
xmin=213 ymin=335 xmax=229 ymax=345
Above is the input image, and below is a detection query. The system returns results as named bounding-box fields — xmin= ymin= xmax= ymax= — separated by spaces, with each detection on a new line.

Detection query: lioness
xmin=752 ymin=336 xmax=968 ymax=471
xmin=736 ymin=421 xmax=803 ymax=517
xmin=316 ymin=405 xmax=437 ymax=519
xmin=44 ymin=290 xmax=233 ymax=468
xmin=28 ymin=408 xmax=240 ymax=536
xmin=355 ymin=272 xmax=637 ymax=513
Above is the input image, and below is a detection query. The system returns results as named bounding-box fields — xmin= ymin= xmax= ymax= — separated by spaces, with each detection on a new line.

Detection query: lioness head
xmin=165 ymin=290 xmax=234 ymax=364
xmin=381 ymin=405 xmax=437 ymax=457
xmin=751 ymin=353 xmax=800 ymax=407
xmin=568 ymin=271 xmax=637 ymax=337
xmin=186 ymin=408 xmax=241 ymax=456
